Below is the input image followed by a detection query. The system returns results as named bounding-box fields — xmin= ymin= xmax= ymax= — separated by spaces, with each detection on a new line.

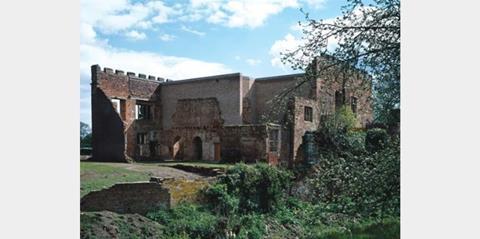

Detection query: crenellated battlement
xmin=92 ymin=64 xmax=166 ymax=82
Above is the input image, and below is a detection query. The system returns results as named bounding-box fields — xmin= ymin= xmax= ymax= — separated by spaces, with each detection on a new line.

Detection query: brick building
xmin=91 ymin=58 xmax=373 ymax=166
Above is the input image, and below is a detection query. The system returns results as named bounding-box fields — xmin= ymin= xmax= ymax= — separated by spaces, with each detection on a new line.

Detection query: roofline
xmin=255 ymin=73 xmax=305 ymax=82
xmin=161 ymin=72 xmax=243 ymax=86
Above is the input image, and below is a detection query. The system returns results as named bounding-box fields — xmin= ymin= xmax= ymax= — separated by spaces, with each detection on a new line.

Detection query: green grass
xmin=308 ymin=218 xmax=400 ymax=239
xmin=80 ymin=162 xmax=152 ymax=197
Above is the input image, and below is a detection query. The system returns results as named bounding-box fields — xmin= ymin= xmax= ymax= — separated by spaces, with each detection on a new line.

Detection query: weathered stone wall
xmin=159 ymin=128 xmax=221 ymax=161
xmin=90 ymin=62 xmax=372 ymax=164
xmin=91 ymin=65 xmax=163 ymax=162
xmin=81 ymin=182 xmax=171 ymax=215
xmin=161 ymin=74 xmax=242 ymax=129
xmin=220 ymin=125 xmax=269 ymax=163
xmin=81 ymin=178 xmax=209 ymax=215
xmin=171 ymin=98 xmax=224 ymax=128
xmin=291 ymin=97 xmax=321 ymax=165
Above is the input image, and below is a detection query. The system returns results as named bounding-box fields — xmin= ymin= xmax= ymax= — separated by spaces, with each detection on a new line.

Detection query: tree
xmin=80 ymin=121 xmax=91 ymax=139
xmin=283 ymin=0 xmax=400 ymax=123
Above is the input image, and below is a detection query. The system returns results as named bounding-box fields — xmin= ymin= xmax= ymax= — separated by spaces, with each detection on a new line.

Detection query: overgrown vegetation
xmin=143 ymin=157 xmax=399 ymax=238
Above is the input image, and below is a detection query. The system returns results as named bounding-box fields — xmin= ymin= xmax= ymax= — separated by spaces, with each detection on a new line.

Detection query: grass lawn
xmin=81 ymin=162 xmax=152 ymax=197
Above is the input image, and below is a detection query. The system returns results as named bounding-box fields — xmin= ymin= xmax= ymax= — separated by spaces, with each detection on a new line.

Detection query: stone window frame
xmin=111 ymin=98 xmax=126 ymax=120
xmin=268 ymin=128 xmax=280 ymax=153
xmin=111 ymin=98 xmax=120 ymax=114
xmin=304 ymin=106 xmax=313 ymax=122
xmin=135 ymin=102 xmax=152 ymax=120
xmin=137 ymin=132 xmax=147 ymax=145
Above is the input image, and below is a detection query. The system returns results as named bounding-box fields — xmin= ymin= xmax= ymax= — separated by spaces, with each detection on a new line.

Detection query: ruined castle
xmin=91 ymin=58 xmax=373 ymax=166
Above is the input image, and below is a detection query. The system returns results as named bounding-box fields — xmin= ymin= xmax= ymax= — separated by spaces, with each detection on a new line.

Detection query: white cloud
xmin=187 ymin=0 xmax=299 ymax=28
xmin=181 ymin=25 xmax=206 ymax=36
xmin=125 ymin=30 xmax=146 ymax=40
xmin=246 ymin=58 xmax=262 ymax=66
xmin=234 ymin=55 xmax=241 ymax=60
xmin=269 ymin=33 xmax=304 ymax=69
xmin=304 ymin=0 xmax=327 ymax=9
xmin=80 ymin=39 xmax=231 ymax=124
xmin=159 ymin=34 xmax=176 ymax=41
xmin=81 ymin=0 xmax=179 ymax=38
xmin=80 ymin=43 xmax=231 ymax=81
xmin=80 ymin=23 xmax=97 ymax=44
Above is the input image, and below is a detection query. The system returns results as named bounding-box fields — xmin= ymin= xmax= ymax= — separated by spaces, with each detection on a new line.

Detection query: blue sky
xmin=80 ymin=0 xmax=351 ymax=125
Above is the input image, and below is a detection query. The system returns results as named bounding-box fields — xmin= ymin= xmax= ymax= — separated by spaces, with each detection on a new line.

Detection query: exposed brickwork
xmin=91 ymin=57 xmax=372 ymax=166
xmin=81 ymin=178 xmax=208 ymax=215
xmin=80 ymin=182 xmax=170 ymax=215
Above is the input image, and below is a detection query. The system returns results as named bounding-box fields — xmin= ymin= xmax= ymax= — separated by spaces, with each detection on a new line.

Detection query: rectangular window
xmin=269 ymin=129 xmax=279 ymax=152
xmin=304 ymin=106 xmax=313 ymax=122
xmin=135 ymin=104 xmax=152 ymax=120
xmin=120 ymin=100 xmax=126 ymax=119
xmin=351 ymin=96 xmax=358 ymax=114
xmin=111 ymin=99 xmax=120 ymax=114
xmin=137 ymin=133 xmax=147 ymax=144
xmin=111 ymin=98 xmax=126 ymax=120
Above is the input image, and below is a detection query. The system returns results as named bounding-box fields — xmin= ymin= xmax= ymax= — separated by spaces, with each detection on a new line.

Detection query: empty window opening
xmin=351 ymin=96 xmax=358 ymax=114
xmin=137 ymin=133 xmax=147 ymax=145
xmin=111 ymin=98 xmax=126 ymax=120
xmin=111 ymin=99 xmax=120 ymax=114
xmin=304 ymin=106 xmax=313 ymax=122
xmin=135 ymin=104 xmax=152 ymax=120
xmin=269 ymin=129 xmax=280 ymax=152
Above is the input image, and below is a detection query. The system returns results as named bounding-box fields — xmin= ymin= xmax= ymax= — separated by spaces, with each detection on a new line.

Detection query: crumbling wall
xmin=171 ymin=98 xmax=224 ymax=128
xmin=91 ymin=65 xmax=163 ymax=162
xmin=81 ymin=178 xmax=209 ymax=215
xmin=291 ymin=97 xmax=321 ymax=165
xmin=220 ymin=125 xmax=268 ymax=163
xmin=80 ymin=182 xmax=171 ymax=215
xmin=161 ymin=74 xmax=243 ymax=129
xmin=159 ymin=128 xmax=221 ymax=161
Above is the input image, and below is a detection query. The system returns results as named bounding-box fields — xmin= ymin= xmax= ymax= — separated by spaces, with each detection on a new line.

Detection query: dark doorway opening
xmin=193 ymin=137 xmax=203 ymax=160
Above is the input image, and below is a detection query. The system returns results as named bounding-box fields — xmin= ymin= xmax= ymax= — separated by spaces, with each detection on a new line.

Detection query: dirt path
xmin=101 ymin=162 xmax=203 ymax=180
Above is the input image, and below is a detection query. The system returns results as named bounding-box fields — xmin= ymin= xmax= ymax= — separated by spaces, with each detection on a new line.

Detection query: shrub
xmin=365 ymin=128 xmax=390 ymax=152
xmin=205 ymin=163 xmax=293 ymax=214
xmin=315 ymin=106 xmax=365 ymax=154
xmin=146 ymin=203 xmax=219 ymax=238
xmin=322 ymin=106 xmax=358 ymax=134
xmin=300 ymin=141 xmax=400 ymax=218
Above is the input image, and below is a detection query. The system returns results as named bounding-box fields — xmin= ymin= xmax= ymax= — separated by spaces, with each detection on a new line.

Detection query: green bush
xmin=303 ymin=141 xmax=400 ymax=217
xmin=146 ymin=203 xmax=219 ymax=238
xmin=322 ymin=106 xmax=358 ymax=134
xmin=365 ymin=128 xmax=390 ymax=152
xmin=206 ymin=163 xmax=293 ymax=214
xmin=315 ymin=106 xmax=365 ymax=154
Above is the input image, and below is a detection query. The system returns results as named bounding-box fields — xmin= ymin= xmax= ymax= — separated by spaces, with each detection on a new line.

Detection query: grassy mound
xmin=80 ymin=211 xmax=165 ymax=239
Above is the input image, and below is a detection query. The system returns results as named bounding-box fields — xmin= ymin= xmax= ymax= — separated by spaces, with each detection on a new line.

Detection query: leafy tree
xmin=283 ymin=0 xmax=400 ymax=123
xmin=80 ymin=121 xmax=91 ymax=139
xmin=81 ymin=133 xmax=92 ymax=148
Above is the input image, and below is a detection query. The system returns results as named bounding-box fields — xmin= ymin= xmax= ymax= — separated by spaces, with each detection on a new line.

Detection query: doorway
xmin=193 ymin=137 xmax=203 ymax=161
xmin=214 ymin=143 xmax=221 ymax=161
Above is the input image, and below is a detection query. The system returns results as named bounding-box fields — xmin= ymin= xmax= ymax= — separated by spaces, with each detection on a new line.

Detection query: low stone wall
xmin=168 ymin=164 xmax=225 ymax=177
xmin=81 ymin=178 xmax=209 ymax=215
